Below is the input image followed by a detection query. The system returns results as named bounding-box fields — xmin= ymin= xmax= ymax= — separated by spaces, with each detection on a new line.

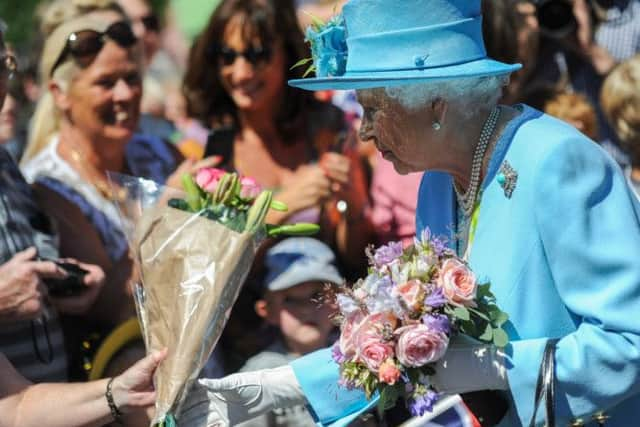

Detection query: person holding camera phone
xmin=0 ymin=19 xmax=105 ymax=384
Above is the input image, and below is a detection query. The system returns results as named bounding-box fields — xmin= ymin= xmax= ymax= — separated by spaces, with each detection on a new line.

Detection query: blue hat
xmin=289 ymin=0 xmax=521 ymax=91
xmin=264 ymin=238 xmax=344 ymax=291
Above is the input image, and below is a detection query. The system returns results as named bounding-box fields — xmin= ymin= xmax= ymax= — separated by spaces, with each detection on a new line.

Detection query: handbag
xmin=529 ymin=338 xmax=560 ymax=427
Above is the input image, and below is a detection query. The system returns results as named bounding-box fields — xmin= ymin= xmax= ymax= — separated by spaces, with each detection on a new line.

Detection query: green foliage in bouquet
xmin=169 ymin=171 xmax=320 ymax=238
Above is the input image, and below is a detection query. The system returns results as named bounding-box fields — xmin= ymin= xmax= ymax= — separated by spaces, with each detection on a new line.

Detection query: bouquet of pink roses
xmin=330 ymin=229 xmax=509 ymax=416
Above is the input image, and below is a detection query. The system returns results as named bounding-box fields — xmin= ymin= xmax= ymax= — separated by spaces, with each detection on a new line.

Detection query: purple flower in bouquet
xmin=332 ymin=342 xmax=347 ymax=364
xmin=422 ymin=313 xmax=451 ymax=334
xmin=373 ymin=241 xmax=404 ymax=268
xmin=363 ymin=275 xmax=403 ymax=315
xmin=431 ymin=236 xmax=449 ymax=257
xmin=424 ymin=286 xmax=447 ymax=308
xmin=408 ymin=388 xmax=440 ymax=417
xmin=336 ymin=294 xmax=360 ymax=317
xmin=415 ymin=228 xmax=450 ymax=257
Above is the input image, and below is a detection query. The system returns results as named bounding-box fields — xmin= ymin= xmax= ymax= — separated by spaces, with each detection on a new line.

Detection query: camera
xmin=534 ymin=0 xmax=577 ymax=39
xmin=43 ymin=260 xmax=89 ymax=298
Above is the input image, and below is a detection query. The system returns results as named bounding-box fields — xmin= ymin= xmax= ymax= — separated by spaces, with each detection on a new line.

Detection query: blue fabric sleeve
xmin=126 ymin=133 xmax=177 ymax=183
xmin=507 ymin=138 xmax=640 ymax=425
xmin=290 ymin=347 xmax=378 ymax=427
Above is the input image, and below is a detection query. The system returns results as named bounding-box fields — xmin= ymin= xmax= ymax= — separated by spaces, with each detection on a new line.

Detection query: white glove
xmin=430 ymin=335 xmax=509 ymax=394
xmin=176 ymin=365 xmax=307 ymax=427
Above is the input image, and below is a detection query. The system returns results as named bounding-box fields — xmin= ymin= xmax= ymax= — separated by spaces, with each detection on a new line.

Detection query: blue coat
xmin=291 ymin=106 xmax=640 ymax=426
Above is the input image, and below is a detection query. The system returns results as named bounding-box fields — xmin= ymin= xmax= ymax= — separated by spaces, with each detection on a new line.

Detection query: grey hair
xmin=0 ymin=18 xmax=7 ymax=35
xmin=385 ymin=75 xmax=509 ymax=118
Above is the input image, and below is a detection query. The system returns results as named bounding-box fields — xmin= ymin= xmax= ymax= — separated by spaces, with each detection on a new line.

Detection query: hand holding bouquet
xmin=330 ymin=229 xmax=509 ymax=416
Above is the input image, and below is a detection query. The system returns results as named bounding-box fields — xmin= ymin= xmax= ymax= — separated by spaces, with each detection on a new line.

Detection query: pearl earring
xmin=432 ymin=121 xmax=441 ymax=131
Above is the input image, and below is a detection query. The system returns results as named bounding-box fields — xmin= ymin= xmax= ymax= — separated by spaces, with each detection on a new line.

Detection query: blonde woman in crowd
xmin=601 ymin=54 xmax=640 ymax=198
xmin=18 ymin=0 xmax=214 ymax=381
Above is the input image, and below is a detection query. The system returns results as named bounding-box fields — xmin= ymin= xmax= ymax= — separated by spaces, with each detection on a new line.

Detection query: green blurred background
xmin=0 ymin=0 xmax=169 ymax=48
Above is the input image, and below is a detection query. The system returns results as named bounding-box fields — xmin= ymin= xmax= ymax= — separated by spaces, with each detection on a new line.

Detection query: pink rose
xmin=196 ymin=168 xmax=226 ymax=193
xmin=437 ymin=258 xmax=477 ymax=307
xmin=353 ymin=313 xmax=397 ymax=372
xmin=378 ymin=359 xmax=401 ymax=385
xmin=356 ymin=332 xmax=395 ymax=372
xmin=240 ymin=176 xmax=262 ymax=199
xmin=339 ymin=310 xmax=365 ymax=358
xmin=395 ymin=323 xmax=449 ymax=367
xmin=394 ymin=279 xmax=425 ymax=311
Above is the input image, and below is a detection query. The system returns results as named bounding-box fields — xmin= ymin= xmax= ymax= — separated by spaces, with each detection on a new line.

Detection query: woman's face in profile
xmin=218 ymin=15 xmax=286 ymax=113
xmin=64 ymin=22 xmax=142 ymax=147
xmin=357 ymin=88 xmax=434 ymax=175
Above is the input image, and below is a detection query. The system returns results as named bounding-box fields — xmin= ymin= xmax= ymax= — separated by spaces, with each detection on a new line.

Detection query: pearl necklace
xmin=454 ymin=106 xmax=501 ymax=218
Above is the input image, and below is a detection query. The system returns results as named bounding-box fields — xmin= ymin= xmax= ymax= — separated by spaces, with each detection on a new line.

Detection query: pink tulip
xmin=196 ymin=168 xmax=226 ymax=193
xmin=240 ymin=176 xmax=262 ymax=199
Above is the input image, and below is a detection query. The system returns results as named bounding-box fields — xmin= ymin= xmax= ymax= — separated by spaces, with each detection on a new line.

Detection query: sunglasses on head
xmin=214 ymin=45 xmax=273 ymax=67
xmin=50 ymin=20 xmax=137 ymax=77
xmin=0 ymin=53 xmax=17 ymax=80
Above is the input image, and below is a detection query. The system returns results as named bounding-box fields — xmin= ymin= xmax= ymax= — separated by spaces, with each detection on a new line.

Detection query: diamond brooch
xmin=497 ymin=160 xmax=518 ymax=198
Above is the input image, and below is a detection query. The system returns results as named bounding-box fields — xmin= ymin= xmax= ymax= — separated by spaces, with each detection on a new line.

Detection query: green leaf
xmin=377 ymin=383 xmax=401 ymax=417
xmin=492 ymin=328 xmax=509 ymax=348
xmin=479 ymin=323 xmax=493 ymax=342
xmin=453 ymin=306 xmax=470 ymax=321
xmin=270 ymin=200 xmax=288 ymax=211
xmin=303 ymin=10 xmax=326 ymax=30
xmin=302 ymin=65 xmax=317 ymax=78
xmin=458 ymin=319 xmax=477 ymax=337
xmin=181 ymin=173 xmax=203 ymax=211
xmin=469 ymin=307 xmax=490 ymax=321
xmin=290 ymin=57 xmax=314 ymax=70
xmin=266 ymin=223 xmax=321 ymax=237
xmin=491 ymin=310 xmax=509 ymax=327
xmin=477 ymin=283 xmax=491 ymax=298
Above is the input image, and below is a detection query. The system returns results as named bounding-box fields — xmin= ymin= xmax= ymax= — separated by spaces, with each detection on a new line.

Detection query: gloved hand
xmin=176 ymin=365 xmax=307 ymax=427
xmin=430 ymin=335 xmax=509 ymax=394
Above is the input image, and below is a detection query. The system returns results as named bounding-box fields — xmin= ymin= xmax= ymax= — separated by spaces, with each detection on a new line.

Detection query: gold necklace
xmin=67 ymin=147 xmax=128 ymax=203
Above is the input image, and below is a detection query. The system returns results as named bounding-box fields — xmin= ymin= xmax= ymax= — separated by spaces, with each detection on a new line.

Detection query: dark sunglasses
xmin=213 ymin=45 xmax=273 ymax=67
xmin=50 ymin=21 xmax=137 ymax=76
xmin=0 ymin=53 xmax=17 ymax=80
xmin=139 ymin=13 xmax=160 ymax=32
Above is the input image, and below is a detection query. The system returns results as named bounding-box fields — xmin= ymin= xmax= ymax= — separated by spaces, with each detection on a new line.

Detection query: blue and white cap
xmin=264 ymin=237 xmax=344 ymax=291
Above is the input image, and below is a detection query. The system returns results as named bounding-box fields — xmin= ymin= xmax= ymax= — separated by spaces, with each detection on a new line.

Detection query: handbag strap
xmin=528 ymin=338 xmax=560 ymax=427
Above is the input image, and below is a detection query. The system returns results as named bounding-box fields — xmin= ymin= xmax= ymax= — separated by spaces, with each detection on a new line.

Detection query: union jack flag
xmin=399 ymin=395 xmax=481 ymax=427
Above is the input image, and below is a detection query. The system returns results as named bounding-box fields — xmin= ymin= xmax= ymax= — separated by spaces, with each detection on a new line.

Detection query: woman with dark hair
xmin=482 ymin=0 xmax=540 ymax=104
xmin=183 ymin=0 xmax=373 ymax=276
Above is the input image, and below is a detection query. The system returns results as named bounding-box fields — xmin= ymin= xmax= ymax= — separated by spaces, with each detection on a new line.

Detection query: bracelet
xmin=106 ymin=377 xmax=124 ymax=425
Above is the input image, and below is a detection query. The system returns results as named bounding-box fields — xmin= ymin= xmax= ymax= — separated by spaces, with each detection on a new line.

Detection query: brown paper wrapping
xmin=134 ymin=205 xmax=259 ymax=422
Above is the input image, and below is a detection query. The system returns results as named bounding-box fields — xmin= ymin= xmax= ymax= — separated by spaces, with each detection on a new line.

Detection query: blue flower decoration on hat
xmin=305 ymin=14 xmax=348 ymax=78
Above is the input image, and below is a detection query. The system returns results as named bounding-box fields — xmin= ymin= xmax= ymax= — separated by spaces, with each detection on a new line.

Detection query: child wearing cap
xmin=236 ymin=237 xmax=342 ymax=427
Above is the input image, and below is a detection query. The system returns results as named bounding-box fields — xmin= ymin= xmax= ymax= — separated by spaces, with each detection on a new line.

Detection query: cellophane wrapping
xmin=110 ymin=173 xmax=261 ymax=425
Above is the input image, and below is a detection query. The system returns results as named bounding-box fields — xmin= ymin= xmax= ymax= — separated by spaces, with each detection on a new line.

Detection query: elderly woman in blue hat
xmin=178 ymin=0 xmax=640 ymax=426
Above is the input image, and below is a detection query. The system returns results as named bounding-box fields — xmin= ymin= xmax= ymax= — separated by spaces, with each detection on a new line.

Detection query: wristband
xmin=106 ymin=377 xmax=124 ymax=424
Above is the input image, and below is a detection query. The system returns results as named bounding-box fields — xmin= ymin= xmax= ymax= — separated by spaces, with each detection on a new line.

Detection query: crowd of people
xmin=0 ymin=0 xmax=639 ymax=426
